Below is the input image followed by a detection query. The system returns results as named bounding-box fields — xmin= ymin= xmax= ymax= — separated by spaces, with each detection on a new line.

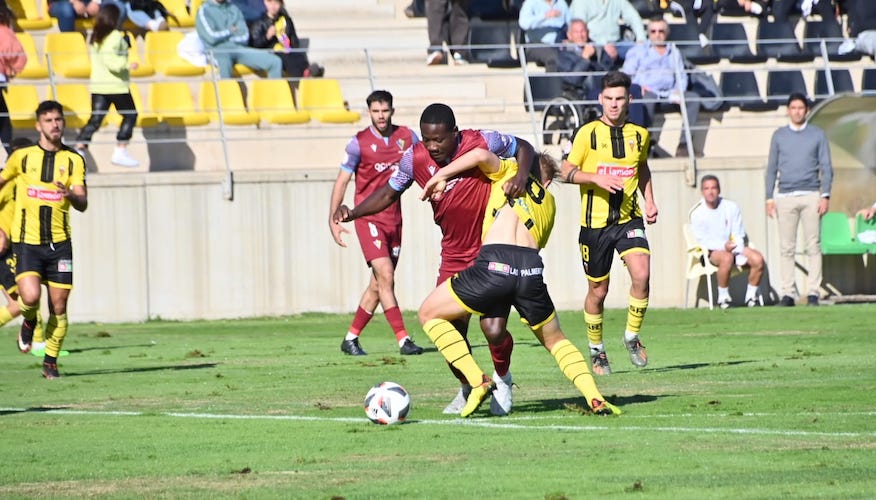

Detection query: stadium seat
xmin=766 ymin=69 xmax=807 ymax=108
xmin=105 ymin=83 xmax=160 ymax=128
xmin=44 ymin=32 xmax=91 ymax=79
xmin=48 ymin=83 xmax=95 ymax=129
xmin=711 ymin=23 xmax=766 ymax=63
xmin=683 ymin=223 xmax=718 ymax=309
xmin=862 ymin=69 xmax=876 ymax=95
xmin=144 ymin=31 xmax=206 ymax=77
xmin=756 ymin=20 xmax=814 ymax=63
xmin=525 ymin=74 xmax=565 ymax=112
xmin=803 ymin=19 xmax=861 ymax=62
xmin=9 ymin=0 xmax=54 ymax=30
xmin=149 ymin=82 xmax=211 ymax=126
xmin=248 ymin=79 xmax=311 ymax=125
xmin=162 ymin=0 xmax=197 ymax=28
xmin=198 ymin=80 xmax=261 ymax=126
xmin=821 ymin=212 xmax=871 ymax=255
xmin=14 ymin=32 xmax=49 ymax=79
xmin=855 ymin=213 xmax=876 ymax=253
xmin=719 ymin=70 xmax=774 ymax=111
xmin=814 ymin=69 xmax=855 ymax=99
xmin=297 ymin=79 xmax=361 ymax=124
xmin=126 ymin=33 xmax=155 ymax=78
xmin=666 ymin=23 xmax=719 ymax=65
xmin=468 ymin=18 xmax=519 ymax=68
xmin=4 ymin=84 xmax=40 ymax=129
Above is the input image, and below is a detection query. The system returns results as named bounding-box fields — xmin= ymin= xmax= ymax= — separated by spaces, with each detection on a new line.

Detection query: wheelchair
xmin=540 ymin=85 xmax=599 ymax=147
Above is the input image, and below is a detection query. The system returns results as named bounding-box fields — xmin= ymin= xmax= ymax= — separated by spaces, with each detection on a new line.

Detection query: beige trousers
xmin=775 ymin=192 xmax=822 ymax=298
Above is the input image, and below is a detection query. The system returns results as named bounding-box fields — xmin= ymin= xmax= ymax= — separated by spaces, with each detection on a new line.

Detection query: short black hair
xmin=35 ymin=100 xmax=64 ymax=119
xmin=700 ymin=174 xmax=720 ymax=190
xmin=366 ymin=90 xmax=393 ymax=108
xmin=787 ymin=92 xmax=810 ymax=108
xmin=419 ymin=103 xmax=456 ymax=129
xmin=602 ymin=71 xmax=632 ymax=91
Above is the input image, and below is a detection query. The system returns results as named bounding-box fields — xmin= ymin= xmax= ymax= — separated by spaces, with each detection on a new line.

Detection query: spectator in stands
xmin=196 ymin=0 xmax=282 ymax=79
xmin=0 ymin=8 xmax=25 ymax=155
xmin=770 ymin=0 xmax=837 ymax=24
xmin=231 ymin=0 xmax=266 ymax=24
xmin=518 ymin=0 xmax=571 ymax=71
xmin=690 ymin=174 xmax=766 ymax=308
xmin=622 ymin=16 xmax=702 ymax=157
xmin=859 ymin=202 xmax=876 ymax=221
xmin=249 ymin=0 xmax=323 ymax=79
xmin=677 ymin=0 xmax=717 ymax=46
xmin=556 ymin=19 xmax=620 ymax=97
xmin=49 ymin=0 xmax=115 ymax=32
xmin=568 ymin=0 xmax=646 ymax=59
xmin=425 ymin=0 xmax=471 ymax=65
xmin=838 ymin=0 xmax=876 ymax=57
xmin=728 ymin=0 xmax=766 ymax=16
xmin=123 ymin=0 xmax=172 ymax=32
xmin=765 ymin=92 xmax=832 ymax=307
xmin=74 ymin=3 xmax=140 ymax=167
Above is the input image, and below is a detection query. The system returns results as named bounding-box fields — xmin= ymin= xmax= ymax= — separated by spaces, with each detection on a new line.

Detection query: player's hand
xmin=817 ymin=197 xmax=829 ymax=216
xmin=595 ymin=174 xmax=625 ymax=193
xmin=329 ymin=221 xmax=348 ymax=247
xmin=766 ymin=200 xmax=776 ymax=218
xmin=724 ymin=241 xmax=737 ymax=252
xmin=502 ymin=175 xmax=526 ymax=198
xmin=54 ymin=181 xmax=71 ymax=198
xmin=421 ymin=177 xmax=447 ymax=201
xmin=333 ymin=204 xmax=354 ymax=223
xmin=645 ymin=200 xmax=658 ymax=224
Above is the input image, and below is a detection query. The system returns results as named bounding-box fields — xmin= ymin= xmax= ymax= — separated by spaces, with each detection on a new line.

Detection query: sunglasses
xmin=649 ymin=29 xmax=667 ymax=33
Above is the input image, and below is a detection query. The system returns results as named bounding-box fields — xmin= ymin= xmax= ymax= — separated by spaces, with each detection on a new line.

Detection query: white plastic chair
xmin=683 ymin=223 xmax=718 ymax=309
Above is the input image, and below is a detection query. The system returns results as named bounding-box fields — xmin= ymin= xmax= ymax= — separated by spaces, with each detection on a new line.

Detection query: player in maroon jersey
xmin=333 ymin=103 xmax=536 ymax=416
xmin=329 ymin=90 xmax=426 ymax=357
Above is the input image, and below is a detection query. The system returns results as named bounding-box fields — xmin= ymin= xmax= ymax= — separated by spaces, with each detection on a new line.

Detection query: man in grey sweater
xmin=765 ymin=93 xmax=833 ymax=307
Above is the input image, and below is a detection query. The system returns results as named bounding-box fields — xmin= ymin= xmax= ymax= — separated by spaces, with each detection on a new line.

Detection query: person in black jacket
xmin=249 ymin=0 xmax=322 ymax=78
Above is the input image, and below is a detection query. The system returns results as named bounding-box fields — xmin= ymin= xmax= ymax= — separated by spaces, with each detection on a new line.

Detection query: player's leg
xmin=41 ymin=284 xmax=71 ymax=379
xmin=708 ymin=249 xmax=735 ymax=308
xmin=376 ymin=225 xmax=423 ymax=355
xmin=579 ymin=226 xmax=613 ymax=375
xmin=742 ymin=247 xmax=765 ymax=305
xmin=14 ymin=271 xmax=41 ymax=354
xmin=340 ymin=221 xmax=386 ymax=356
xmin=620 ymin=250 xmax=650 ymax=367
xmin=480 ymin=315 xmax=513 ymax=416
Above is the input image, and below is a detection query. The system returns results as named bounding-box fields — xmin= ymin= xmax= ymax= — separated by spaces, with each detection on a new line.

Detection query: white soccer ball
xmin=364 ymin=381 xmax=411 ymax=425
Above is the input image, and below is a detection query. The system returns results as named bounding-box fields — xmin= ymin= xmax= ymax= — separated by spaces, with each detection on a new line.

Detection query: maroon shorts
xmin=355 ymin=218 xmax=401 ymax=266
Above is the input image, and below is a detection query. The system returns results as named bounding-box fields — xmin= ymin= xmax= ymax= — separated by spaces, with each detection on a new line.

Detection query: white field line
xmin=2 ymin=408 xmax=874 ymax=438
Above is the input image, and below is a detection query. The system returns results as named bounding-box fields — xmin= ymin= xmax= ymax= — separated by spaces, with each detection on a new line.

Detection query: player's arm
xmin=334 ymin=184 xmax=401 ymax=223
xmin=503 ymin=137 xmax=535 ymax=198
xmin=558 ymin=159 xmax=624 ymax=193
xmin=420 ymin=148 xmax=500 ymax=201
xmin=56 ymin=183 xmax=87 ymax=212
xmin=329 ymin=169 xmax=354 ymax=247
xmin=638 ymin=160 xmax=657 ymax=224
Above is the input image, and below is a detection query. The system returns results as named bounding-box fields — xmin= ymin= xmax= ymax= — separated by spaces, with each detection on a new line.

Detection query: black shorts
xmin=578 ymin=218 xmax=650 ymax=281
xmin=449 ymin=244 xmax=556 ymax=329
xmin=0 ymin=247 xmax=16 ymax=293
xmin=13 ymin=240 xmax=74 ymax=289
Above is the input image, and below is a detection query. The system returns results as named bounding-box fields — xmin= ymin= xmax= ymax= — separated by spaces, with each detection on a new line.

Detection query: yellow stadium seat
xmin=149 ymin=82 xmax=210 ymax=126
xmin=144 ymin=31 xmax=206 ymax=77
xmin=162 ymin=0 xmax=199 ymax=28
xmin=5 ymin=85 xmax=40 ymax=129
xmin=297 ymin=79 xmax=361 ymax=124
xmin=44 ymin=32 xmax=91 ymax=79
xmin=9 ymin=0 xmax=54 ymax=31
xmin=14 ymin=32 xmax=49 ymax=79
xmin=48 ymin=83 xmax=96 ymax=129
xmin=248 ymin=79 xmax=310 ymax=125
xmin=198 ymin=80 xmax=260 ymax=126
xmin=126 ymin=33 xmax=155 ymax=78
xmin=106 ymin=83 xmax=160 ymax=128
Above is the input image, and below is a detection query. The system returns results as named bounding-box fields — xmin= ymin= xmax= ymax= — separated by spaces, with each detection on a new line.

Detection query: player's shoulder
xmin=623 ymin=120 xmax=649 ymax=136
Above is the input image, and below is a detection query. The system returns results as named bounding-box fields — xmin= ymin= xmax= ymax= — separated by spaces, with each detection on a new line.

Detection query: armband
xmin=565 ymin=169 xmax=577 ymax=183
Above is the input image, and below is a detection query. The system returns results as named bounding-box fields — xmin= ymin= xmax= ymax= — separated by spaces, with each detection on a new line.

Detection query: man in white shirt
xmin=690 ymin=175 xmax=765 ymax=308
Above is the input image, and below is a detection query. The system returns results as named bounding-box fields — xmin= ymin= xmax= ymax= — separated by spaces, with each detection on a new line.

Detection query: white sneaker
xmin=426 ymin=51 xmax=444 ymax=65
xmin=718 ymin=297 xmax=731 ymax=310
xmin=452 ymin=52 xmax=468 ymax=65
xmin=699 ymin=33 xmax=710 ymax=48
xmin=442 ymin=384 xmax=472 ymax=414
xmin=837 ymin=39 xmax=856 ymax=55
xmin=112 ymin=148 xmax=139 ymax=167
xmin=490 ymin=370 xmax=513 ymax=416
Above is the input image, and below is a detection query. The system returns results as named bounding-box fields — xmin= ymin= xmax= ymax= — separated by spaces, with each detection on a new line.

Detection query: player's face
xmin=35 ymin=109 xmax=65 ymax=144
xmin=787 ymin=100 xmax=808 ymax=126
xmin=701 ymin=179 xmax=720 ymax=204
xmin=599 ymin=86 xmax=630 ymax=125
xmin=420 ymin=123 xmax=458 ymax=164
xmin=368 ymin=100 xmax=394 ymax=135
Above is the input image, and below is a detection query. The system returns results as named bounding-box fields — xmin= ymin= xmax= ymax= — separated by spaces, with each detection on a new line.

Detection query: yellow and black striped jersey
xmin=1 ymin=144 xmax=87 ymax=245
xmin=483 ymin=158 xmax=556 ymax=249
xmin=0 ymin=181 xmax=14 ymax=236
xmin=566 ymin=120 xmax=650 ymax=229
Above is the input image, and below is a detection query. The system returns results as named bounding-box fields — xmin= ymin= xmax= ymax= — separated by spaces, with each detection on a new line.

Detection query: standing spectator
xmin=329 ymin=90 xmax=424 ymax=357
xmin=425 ymin=0 xmax=470 ymax=65
xmin=766 ymin=93 xmax=832 ymax=307
xmin=690 ymin=174 xmax=766 ymax=308
xmin=1 ymin=100 xmax=88 ymax=379
xmin=196 ymin=0 xmax=282 ymax=79
xmin=622 ymin=16 xmax=702 ymax=157
xmin=249 ymin=0 xmax=322 ymax=79
xmin=558 ymin=71 xmax=658 ymax=376
xmin=568 ymin=0 xmax=646 ymax=59
xmin=74 ymin=3 xmax=140 ymax=168
xmin=518 ymin=0 xmax=571 ymax=71
xmin=0 ymin=8 xmax=25 ymax=155
xmin=555 ymin=19 xmax=620 ymax=98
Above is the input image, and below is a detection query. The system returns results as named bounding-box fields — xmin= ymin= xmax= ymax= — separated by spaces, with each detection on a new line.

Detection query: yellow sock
xmin=423 ymin=318 xmax=484 ymax=386
xmin=626 ymin=296 xmax=649 ymax=334
xmin=584 ymin=311 xmax=603 ymax=346
xmin=17 ymin=296 xmax=37 ymax=322
xmin=33 ymin=310 xmax=44 ymax=343
xmin=550 ymin=339 xmax=604 ymax=403
xmin=45 ymin=313 xmax=68 ymax=358
xmin=0 ymin=306 xmax=12 ymax=327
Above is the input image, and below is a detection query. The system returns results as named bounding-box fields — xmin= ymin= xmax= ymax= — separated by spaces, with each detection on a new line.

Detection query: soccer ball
xmin=364 ymin=381 xmax=411 ymax=425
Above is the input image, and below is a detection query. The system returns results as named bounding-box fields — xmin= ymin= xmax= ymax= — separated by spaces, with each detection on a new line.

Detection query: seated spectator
xmin=231 ymin=0 xmax=265 ymax=24
xmin=677 ymin=0 xmax=717 ymax=45
xmin=249 ymin=0 xmax=323 ymax=79
xmin=195 ymin=0 xmax=282 ymax=79
xmin=716 ymin=0 xmax=767 ymax=17
xmin=0 ymin=7 xmax=26 ymax=155
xmin=555 ymin=19 xmax=620 ymax=98
xmin=838 ymin=0 xmax=876 ymax=57
xmin=568 ymin=0 xmax=646 ymax=59
xmin=124 ymin=0 xmax=172 ymax=32
xmin=622 ymin=17 xmax=703 ymax=157
xmin=518 ymin=0 xmax=571 ymax=71
xmin=858 ymin=202 xmax=876 ymax=221
xmin=49 ymin=0 xmax=116 ymax=32
xmin=690 ymin=174 xmax=766 ymax=308
xmin=771 ymin=0 xmax=837 ymax=23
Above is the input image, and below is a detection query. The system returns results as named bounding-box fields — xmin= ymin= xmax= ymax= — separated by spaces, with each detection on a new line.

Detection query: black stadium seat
xmin=756 ymin=20 xmax=815 ymax=63
xmin=468 ymin=18 xmax=520 ymax=68
xmin=862 ymin=68 xmax=876 ymax=94
xmin=814 ymin=69 xmax=855 ymax=99
xmin=667 ymin=23 xmax=720 ymax=65
xmin=804 ymin=19 xmax=862 ymax=62
xmin=720 ymin=70 xmax=776 ymax=111
xmin=766 ymin=69 xmax=807 ymax=108
xmin=711 ymin=23 xmax=767 ymax=63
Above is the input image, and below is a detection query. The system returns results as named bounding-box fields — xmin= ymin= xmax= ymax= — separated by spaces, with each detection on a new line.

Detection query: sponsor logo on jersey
xmin=396 ymin=139 xmax=406 ymax=151
xmin=488 ymin=262 xmax=511 ymax=274
xmin=596 ymin=165 xmax=635 ymax=178
xmin=374 ymin=161 xmax=397 ymax=173
xmin=27 ymin=187 xmax=63 ymax=202
xmin=57 ymin=259 xmax=73 ymax=272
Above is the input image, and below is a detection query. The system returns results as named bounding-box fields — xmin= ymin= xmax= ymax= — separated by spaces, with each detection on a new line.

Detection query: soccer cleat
xmin=399 ymin=338 xmax=424 ymax=355
xmin=17 ymin=319 xmax=36 ymax=353
xmin=42 ymin=361 xmax=60 ymax=379
xmin=718 ymin=297 xmax=731 ymax=310
xmin=625 ymin=336 xmax=648 ymax=367
xmin=340 ymin=338 xmax=367 ymax=356
xmin=442 ymin=384 xmax=472 ymax=414
xmin=807 ymin=295 xmax=819 ymax=306
xmin=590 ymin=349 xmax=612 ymax=375
xmin=460 ymin=376 xmax=495 ymax=418
xmin=489 ymin=370 xmax=513 ymax=416
xmin=591 ymin=398 xmax=622 ymax=415
xmin=778 ymin=295 xmax=795 ymax=307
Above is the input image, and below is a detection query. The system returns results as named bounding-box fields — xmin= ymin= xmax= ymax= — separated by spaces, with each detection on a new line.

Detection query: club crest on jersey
xmin=428 ymin=165 xmax=437 ymax=176
xmin=396 ymin=139 xmax=406 ymax=151
xmin=372 ymin=239 xmax=382 ymax=249
xmin=370 ymin=144 xmax=378 ymax=152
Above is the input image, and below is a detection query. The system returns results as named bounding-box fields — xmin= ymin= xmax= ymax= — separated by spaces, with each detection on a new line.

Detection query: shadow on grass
xmin=63 ymin=362 xmax=219 ymax=378
xmin=66 ymin=343 xmax=157 ymax=354
xmin=510 ymin=393 xmax=663 ymax=414
xmin=642 ymin=360 xmax=755 ymax=373
xmin=0 ymin=406 xmax=69 ymax=416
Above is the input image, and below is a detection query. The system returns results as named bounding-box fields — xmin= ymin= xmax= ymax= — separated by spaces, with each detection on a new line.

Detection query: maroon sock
xmin=383 ymin=306 xmax=408 ymax=342
xmin=489 ymin=333 xmax=514 ymax=377
xmin=349 ymin=306 xmax=373 ymax=335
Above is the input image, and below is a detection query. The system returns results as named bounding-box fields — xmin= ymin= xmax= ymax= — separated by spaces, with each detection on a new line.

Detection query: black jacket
xmin=248 ymin=8 xmax=301 ymax=49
